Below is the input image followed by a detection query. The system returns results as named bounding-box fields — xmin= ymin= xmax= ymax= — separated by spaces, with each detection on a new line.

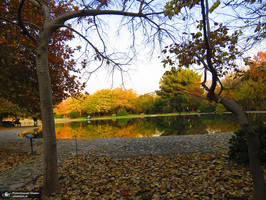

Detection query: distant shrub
xmin=54 ymin=113 xmax=64 ymax=118
xmin=197 ymin=105 xmax=216 ymax=113
xmin=117 ymin=108 xmax=128 ymax=116
xmin=69 ymin=111 xmax=80 ymax=119
xmin=228 ymin=125 xmax=266 ymax=165
xmin=197 ymin=105 xmax=207 ymax=112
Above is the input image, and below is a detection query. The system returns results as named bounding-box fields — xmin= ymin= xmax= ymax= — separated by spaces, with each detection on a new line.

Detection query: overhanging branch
xmin=61 ymin=24 xmax=129 ymax=76
xmin=53 ymin=8 xmax=164 ymax=27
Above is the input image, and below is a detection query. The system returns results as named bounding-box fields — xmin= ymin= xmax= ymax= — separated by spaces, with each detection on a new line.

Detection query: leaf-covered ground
xmin=0 ymin=150 xmax=41 ymax=173
xmin=19 ymin=151 xmax=260 ymax=200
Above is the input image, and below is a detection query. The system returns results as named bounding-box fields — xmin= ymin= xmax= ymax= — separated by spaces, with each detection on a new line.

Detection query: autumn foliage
xmin=221 ymin=51 xmax=266 ymax=111
xmin=54 ymin=88 xmax=156 ymax=117
xmin=17 ymin=151 xmax=255 ymax=199
xmin=0 ymin=0 xmax=83 ymax=114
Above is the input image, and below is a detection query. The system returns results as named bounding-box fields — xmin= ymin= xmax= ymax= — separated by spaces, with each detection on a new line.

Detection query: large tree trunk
xmin=36 ymin=29 xmax=60 ymax=195
xmin=211 ymin=93 xmax=266 ymax=199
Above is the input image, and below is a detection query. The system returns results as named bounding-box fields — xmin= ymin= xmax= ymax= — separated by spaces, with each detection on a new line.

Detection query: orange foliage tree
xmin=0 ymin=0 xmax=83 ymax=115
xmin=235 ymin=51 xmax=266 ymax=110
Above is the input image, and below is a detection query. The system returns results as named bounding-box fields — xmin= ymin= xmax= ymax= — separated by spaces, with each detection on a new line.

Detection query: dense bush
xmin=54 ymin=113 xmax=64 ymax=118
xmin=197 ymin=105 xmax=207 ymax=112
xmin=228 ymin=125 xmax=266 ymax=165
xmin=69 ymin=111 xmax=80 ymax=119
xmin=117 ymin=108 xmax=128 ymax=116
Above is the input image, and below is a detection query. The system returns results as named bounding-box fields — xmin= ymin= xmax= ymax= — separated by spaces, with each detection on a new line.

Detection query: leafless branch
xmin=61 ymin=24 xmax=131 ymax=86
xmin=93 ymin=16 xmax=107 ymax=52
xmin=138 ymin=0 xmax=144 ymax=13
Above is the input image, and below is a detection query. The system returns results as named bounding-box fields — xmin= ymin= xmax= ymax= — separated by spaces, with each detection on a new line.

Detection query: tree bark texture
xmin=35 ymin=29 xmax=60 ymax=195
xmin=211 ymin=94 xmax=266 ymax=199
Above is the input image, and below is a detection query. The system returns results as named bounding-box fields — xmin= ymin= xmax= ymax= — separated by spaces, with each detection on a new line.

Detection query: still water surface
xmin=20 ymin=113 xmax=265 ymax=139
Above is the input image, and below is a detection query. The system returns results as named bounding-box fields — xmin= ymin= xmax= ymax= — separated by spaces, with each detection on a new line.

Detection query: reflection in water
xmin=19 ymin=113 xmax=265 ymax=139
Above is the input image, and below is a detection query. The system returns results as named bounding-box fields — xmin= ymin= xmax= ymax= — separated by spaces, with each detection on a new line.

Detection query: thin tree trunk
xmin=35 ymin=30 xmax=60 ymax=195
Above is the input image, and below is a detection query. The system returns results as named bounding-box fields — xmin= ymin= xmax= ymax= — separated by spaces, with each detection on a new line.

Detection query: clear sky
xmin=70 ymin=12 xmax=172 ymax=95
xmin=82 ymin=52 xmax=168 ymax=95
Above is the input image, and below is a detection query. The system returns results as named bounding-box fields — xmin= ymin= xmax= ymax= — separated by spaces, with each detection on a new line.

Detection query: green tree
xmin=69 ymin=111 xmax=80 ymax=119
xmin=85 ymin=89 xmax=113 ymax=116
xmin=85 ymin=94 xmax=98 ymax=116
xmin=94 ymin=89 xmax=113 ymax=115
xmin=157 ymin=68 xmax=203 ymax=112
xmin=84 ymin=88 xmax=138 ymax=116
xmin=133 ymin=93 xmax=155 ymax=114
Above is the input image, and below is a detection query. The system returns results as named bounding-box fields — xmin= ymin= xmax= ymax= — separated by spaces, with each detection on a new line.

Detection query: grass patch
xmin=87 ymin=112 xmax=199 ymax=121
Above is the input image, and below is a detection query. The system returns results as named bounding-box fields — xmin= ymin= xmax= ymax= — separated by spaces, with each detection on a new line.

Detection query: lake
xmin=19 ymin=113 xmax=265 ymax=139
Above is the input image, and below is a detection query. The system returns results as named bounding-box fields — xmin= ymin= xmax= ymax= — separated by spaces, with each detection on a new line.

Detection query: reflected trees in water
xmin=20 ymin=113 xmax=264 ymax=139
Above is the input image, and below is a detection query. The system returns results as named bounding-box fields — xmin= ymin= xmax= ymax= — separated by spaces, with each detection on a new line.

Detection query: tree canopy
xmin=163 ymin=0 xmax=266 ymax=198
xmin=0 ymin=0 xmax=83 ymax=114
xmin=156 ymin=67 xmax=203 ymax=112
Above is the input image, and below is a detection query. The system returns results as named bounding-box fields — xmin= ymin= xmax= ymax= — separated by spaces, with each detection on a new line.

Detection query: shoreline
xmin=4 ymin=110 xmax=264 ymax=126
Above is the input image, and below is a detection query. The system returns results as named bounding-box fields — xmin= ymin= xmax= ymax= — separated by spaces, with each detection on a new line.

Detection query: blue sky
xmin=68 ymin=0 xmax=265 ymax=95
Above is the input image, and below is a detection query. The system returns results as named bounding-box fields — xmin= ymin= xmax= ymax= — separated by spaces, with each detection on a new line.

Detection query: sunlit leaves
xmin=162 ymin=23 xmax=242 ymax=77
xmin=164 ymin=0 xmax=201 ymax=19
xmin=55 ymin=88 xmax=139 ymax=117
xmin=112 ymin=88 xmax=138 ymax=112
xmin=209 ymin=0 xmax=220 ymax=13
xmin=220 ymin=51 xmax=266 ymax=110
xmin=235 ymin=52 xmax=266 ymax=110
